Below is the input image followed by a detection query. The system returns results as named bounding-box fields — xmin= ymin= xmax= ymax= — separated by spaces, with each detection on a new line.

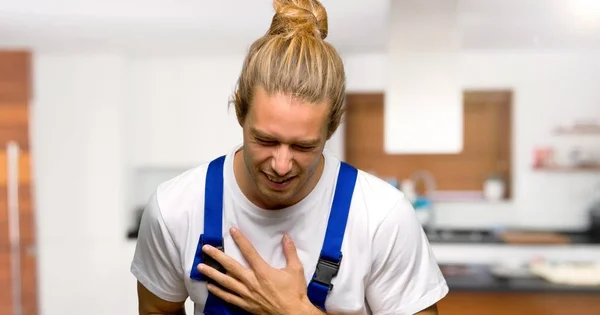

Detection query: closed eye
xmin=256 ymin=138 xmax=278 ymax=146
xmin=293 ymin=145 xmax=316 ymax=151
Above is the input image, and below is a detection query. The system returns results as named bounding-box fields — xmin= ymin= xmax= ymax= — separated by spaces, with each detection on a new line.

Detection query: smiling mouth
xmin=266 ymin=173 xmax=292 ymax=183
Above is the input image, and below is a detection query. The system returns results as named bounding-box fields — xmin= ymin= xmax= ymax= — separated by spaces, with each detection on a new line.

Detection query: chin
xmin=257 ymin=184 xmax=299 ymax=206
xmin=260 ymin=184 xmax=296 ymax=199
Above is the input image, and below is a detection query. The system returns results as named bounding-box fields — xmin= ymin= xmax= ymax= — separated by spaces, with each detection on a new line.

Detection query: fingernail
xmin=197 ymin=264 xmax=204 ymax=271
xmin=283 ymin=233 xmax=291 ymax=242
xmin=230 ymin=227 xmax=238 ymax=235
xmin=202 ymin=245 xmax=211 ymax=252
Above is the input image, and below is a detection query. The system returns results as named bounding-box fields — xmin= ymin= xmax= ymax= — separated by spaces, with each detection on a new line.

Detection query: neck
xmin=233 ymin=148 xmax=325 ymax=210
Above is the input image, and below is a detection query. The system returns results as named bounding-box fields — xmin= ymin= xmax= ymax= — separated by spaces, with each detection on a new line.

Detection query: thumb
xmin=282 ymin=234 xmax=302 ymax=270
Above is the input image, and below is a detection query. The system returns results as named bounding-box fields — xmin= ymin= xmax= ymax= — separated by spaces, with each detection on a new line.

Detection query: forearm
xmin=140 ymin=310 xmax=185 ymax=315
xmin=139 ymin=306 xmax=186 ymax=315
xmin=296 ymin=302 xmax=326 ymax=315
xmin=306 ymin=307 xmax=326 ymax=315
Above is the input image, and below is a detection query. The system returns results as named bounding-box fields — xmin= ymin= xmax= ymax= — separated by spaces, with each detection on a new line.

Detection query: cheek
xmin=295 ymin=152 xmax=321 ymax=173
xmin=248 ymin=145 xmax=272 ymax=166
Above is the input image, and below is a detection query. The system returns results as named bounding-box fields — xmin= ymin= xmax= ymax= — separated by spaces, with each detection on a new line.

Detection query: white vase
xmin=400 ymin=179 xmax=417 ymax=204
xmin=484 ymin=178 xmax=505 ymax=201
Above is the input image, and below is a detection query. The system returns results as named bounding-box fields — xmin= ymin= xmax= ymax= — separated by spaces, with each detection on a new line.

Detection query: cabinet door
xmin=0 ymin=51 xmax=37 ymax=315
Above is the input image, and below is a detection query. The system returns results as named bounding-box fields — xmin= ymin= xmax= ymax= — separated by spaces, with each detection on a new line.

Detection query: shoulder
xmin=343 ymin=163 xmax=426 ymax=253
xmin=322 ymin=150 xmax=414 ymax=228
xmin=351 ymin=166 xmax=414 ymax=224
xmin=131 ymin=160 xmax=216 ymax=303
xmin=151 ymin=161 xmax=211 ymax=236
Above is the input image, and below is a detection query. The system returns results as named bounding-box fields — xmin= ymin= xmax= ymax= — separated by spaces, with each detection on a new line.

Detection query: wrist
xmin=296 ymin=299 xmax=325 ymax=315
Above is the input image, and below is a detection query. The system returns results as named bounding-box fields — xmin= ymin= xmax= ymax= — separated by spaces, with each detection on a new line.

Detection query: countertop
xmin=441 ymin=264 xmax=600 ymax=293
xmin=426 ymin=229 xmax=600 ymax=245
xmin=128 ymin=225 xmax=600 ymax=244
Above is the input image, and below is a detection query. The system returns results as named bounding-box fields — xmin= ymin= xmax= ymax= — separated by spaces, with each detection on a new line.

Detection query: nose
xmin=271 ymin=145 xmax=293 ymax=176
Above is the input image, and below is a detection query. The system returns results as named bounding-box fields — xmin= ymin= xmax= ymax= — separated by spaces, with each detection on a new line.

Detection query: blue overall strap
xmin=189 ymin=155 xmax=251 ymax=315
xmin=306 ymin=162 xmax=358 ymax=311
xmin=190 ymin=155 xmax=226 ymax=282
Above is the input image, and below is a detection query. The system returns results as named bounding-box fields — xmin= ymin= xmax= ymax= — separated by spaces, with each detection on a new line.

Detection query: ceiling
xmin=0 ymin=0 xmax=390 ymax=55
xmin=0 ymin=0 xmax=599 ymax=56
xmin=457 ymin=0 xmax=600 ymax=51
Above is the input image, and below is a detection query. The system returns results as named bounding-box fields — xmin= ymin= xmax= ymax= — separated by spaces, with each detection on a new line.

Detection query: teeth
xmin=267 ymin=175 xmax=286 ymax=183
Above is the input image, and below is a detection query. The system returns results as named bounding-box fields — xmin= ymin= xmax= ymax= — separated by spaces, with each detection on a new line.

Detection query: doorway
xmin=0 ymin=51 xmax=38 ymax=315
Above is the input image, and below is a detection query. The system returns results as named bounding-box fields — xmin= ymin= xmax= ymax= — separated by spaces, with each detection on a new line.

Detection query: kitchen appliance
xmin=588 ymin=181 xmax=600 ymax=242
xmin=589 ymin=198 xmax=600 ymax=242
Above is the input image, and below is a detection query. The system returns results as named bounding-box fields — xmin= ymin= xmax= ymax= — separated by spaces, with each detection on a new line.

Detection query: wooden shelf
xmin=533 ymin=165 xmax=600 ymax=172
xmin=553 ymin=126 xmax=600 ymax=135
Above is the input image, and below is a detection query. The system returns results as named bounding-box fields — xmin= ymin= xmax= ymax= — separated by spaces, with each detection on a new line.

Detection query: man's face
xmin=240 ymin=86 xmax=329 ymax=209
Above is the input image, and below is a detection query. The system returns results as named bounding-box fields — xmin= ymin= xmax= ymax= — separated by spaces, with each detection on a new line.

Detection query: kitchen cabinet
xmin=344 ymin=92 xmax=512 ymax=196
xmin=438 ymin=291 xmax=600 ymax=315
xmin=439 ymin=264 xmax=600 ymax=315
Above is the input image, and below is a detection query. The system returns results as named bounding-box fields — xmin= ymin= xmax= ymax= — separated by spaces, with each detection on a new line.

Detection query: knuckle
xmin=220 ymin=276 xmax=230 ymax=288
xmin=291 ymin=264 xmax=303 ymax=273
xmin=247 ymin=277 xmax=261 ymax=291
xmin=221 ymin=293 xmax=234 ymax=303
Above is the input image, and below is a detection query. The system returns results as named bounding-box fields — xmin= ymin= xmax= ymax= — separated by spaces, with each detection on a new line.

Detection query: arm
xmin=365 ymin=197 xmax=448 ymax=315
xmin=299 ymin=303 xmax=326 ymax=315
xmin=138 ymin=281 xmax=186 ymax=315
xmin=131 ymin=191 xmax=190 ymax=314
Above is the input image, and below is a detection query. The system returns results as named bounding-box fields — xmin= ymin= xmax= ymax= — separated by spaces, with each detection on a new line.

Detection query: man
xmin=131 ymin=0 xmax=449 ymax=314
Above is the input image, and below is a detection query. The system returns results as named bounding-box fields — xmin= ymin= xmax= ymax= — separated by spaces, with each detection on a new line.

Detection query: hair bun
xmin=268 ymin=0 xmax=328 ymax=40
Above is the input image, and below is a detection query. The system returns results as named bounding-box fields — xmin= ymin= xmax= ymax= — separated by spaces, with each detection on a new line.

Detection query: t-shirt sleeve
xmin=365 ymin=197 xmax=448 ymax=315
xmin=130 ymin=191 xmax=189 ymax=302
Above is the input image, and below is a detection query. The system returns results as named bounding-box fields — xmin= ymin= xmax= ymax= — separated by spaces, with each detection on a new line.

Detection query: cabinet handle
xmin=7 ymin=141 xmax=23 ymax=315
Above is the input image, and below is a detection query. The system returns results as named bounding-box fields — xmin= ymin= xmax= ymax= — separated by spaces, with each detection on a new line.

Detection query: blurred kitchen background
xmin=2 ymin=0 xmax=600 ymax=314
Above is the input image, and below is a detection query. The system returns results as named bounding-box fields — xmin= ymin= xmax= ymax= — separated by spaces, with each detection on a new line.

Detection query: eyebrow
xmin=250 ymin=128 xmax=320 ymax=146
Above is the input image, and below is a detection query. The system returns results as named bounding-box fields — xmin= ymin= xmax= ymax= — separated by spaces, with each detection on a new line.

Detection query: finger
xmin=197 ymin=263 xmax=251 ymax=298
xmin=282 ymin=233 xmax=303 ymax=271
xmin=206 ymin=283 xmax=253 ymax=312
xmin=229 ymin=227 xmax=267 ymax=271
xmin=202 ymin=244 xmax=248 ymax=281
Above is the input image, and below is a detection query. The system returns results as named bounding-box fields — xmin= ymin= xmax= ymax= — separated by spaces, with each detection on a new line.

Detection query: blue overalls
xmin=189 ymin=155 xmax=358 ymax=314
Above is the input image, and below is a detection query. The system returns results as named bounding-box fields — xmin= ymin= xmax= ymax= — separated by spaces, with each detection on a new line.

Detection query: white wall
xmin=127 ymin=53 xmax=390 ymax=170
xmin=32 ymin=53 xmax=138 ymax=314
xmin=444 ymin=51 xmax=600 ymax=230
xmin=127 ymin=56 xmax=244 ymax=168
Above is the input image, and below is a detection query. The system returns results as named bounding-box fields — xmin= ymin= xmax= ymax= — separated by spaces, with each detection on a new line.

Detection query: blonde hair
xmin=231 ymin=0 xmax=346 ymax=139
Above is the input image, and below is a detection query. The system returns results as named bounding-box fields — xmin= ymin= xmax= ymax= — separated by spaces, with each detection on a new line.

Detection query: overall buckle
xmin=201 ymin=243 xmax=226 ymax=286
xmin=313 ymin=255 xmax=342 ymax=291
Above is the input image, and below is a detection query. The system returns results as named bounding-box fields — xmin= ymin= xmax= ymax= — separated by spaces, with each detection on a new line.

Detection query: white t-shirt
xmin=131 ymin=145 xmax=448 ymax=315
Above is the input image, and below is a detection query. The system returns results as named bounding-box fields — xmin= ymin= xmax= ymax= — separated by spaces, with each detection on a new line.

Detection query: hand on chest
xmin=192 ymin=225 xmax=368 ymax=315
xmin=221 ymin=219 xmax=328 ymax=281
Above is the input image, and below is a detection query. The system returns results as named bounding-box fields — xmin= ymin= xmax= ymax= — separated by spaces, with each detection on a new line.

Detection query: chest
xmin=182 ymin=203 xmax=372 ymax=314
